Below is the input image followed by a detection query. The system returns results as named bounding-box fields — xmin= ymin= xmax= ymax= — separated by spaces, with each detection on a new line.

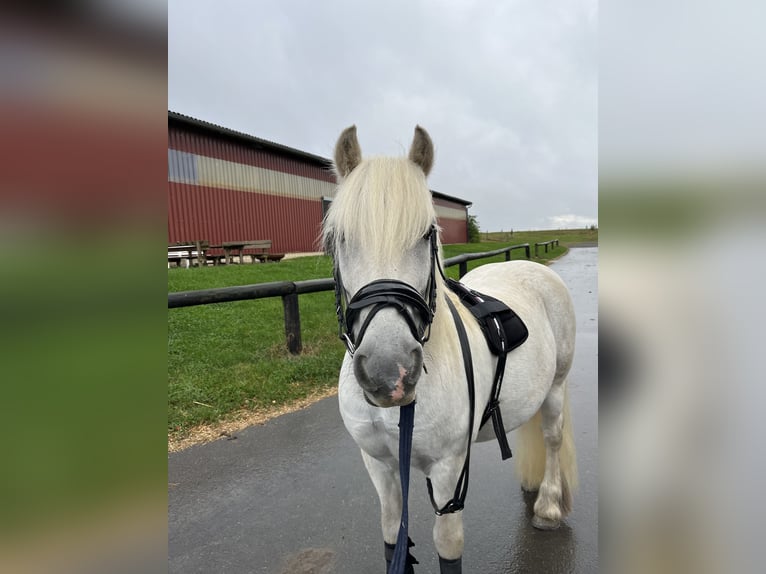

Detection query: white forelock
xmin=323 ymin=156 xmax=438 ymax=267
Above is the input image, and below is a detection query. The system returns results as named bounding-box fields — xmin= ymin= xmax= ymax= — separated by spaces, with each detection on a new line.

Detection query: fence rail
xmin=534 ymin=239 xmax=559 ymax=257
xmin=444 ymin=243 xmax=530 ymax=277
xmin=168 ymin=278 xmax=335 ymax=354
xmin=168 ymin=278 xmax=335 ymax=309
xmin=168 ymin=241 xmax=554 ymax=354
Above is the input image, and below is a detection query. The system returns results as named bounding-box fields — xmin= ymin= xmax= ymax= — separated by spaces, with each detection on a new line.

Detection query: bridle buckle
xmin=341 ymin=333 xmax=356 ymax=356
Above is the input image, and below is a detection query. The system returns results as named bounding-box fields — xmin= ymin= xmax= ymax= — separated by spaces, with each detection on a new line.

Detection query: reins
xmin=425 ymin=295 xmax=476 ymax=515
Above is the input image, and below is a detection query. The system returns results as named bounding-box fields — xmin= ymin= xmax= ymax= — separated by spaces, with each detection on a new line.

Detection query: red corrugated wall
xmin=168 ymin=183 xmax=324 ymax=253
xmin=433 ymin=197 xmax=468 ymax=244
xmin=438 ymin=217 xmax=468 ymax=244
xmin=168 ymin=122 xmax=469 ymax=250
xmin=168 ymin=125 xmax=333 ymax=253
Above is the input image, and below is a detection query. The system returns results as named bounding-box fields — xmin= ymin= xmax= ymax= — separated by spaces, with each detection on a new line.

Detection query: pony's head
xmin=324 ymin=125 xmax=439 ymax=408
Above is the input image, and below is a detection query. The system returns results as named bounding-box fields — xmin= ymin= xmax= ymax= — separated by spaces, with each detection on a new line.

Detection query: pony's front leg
xmin=428 ymin=458 xmax=465 ymax=574
xmin=360 ymin=451 xmax=407 ymax=572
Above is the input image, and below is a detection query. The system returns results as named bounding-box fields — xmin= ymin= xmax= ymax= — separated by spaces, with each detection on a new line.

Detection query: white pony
xmin=323 ymin=126 xmax=577 ymax=573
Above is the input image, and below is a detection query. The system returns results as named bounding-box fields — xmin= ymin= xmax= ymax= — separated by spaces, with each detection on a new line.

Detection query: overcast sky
xmin=169 ymin=0 xmax=597 ymax=232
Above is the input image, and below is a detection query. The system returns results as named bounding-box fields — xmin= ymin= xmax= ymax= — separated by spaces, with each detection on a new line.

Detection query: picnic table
xmin=212 ymin=240 xmax=282 ymax=265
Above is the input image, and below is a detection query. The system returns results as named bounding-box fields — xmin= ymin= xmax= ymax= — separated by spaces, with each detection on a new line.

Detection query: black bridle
xmin=333 ymin=224 xmax=439 ymax=357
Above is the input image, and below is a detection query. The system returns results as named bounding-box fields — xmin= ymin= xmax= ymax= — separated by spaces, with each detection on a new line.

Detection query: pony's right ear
xmin=334 ymin=125 xmax=362 ymax=178
xmin=408 ymin=125 xmax=434 ymax=177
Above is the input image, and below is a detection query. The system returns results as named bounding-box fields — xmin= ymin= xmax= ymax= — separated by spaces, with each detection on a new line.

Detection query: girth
xmin=446 ymin=277 xmax=528 ymax=459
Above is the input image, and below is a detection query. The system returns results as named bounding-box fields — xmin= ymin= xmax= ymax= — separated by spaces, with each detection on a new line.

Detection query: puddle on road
xmin=280 ymin=548 xmax=336 ymax=574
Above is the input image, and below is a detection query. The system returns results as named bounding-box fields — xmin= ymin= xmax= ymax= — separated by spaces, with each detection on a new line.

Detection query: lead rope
xmin=390 ymin=401 xmax=417 ymax=574
xmin=425 ymin=296 xmax=476 ymax=515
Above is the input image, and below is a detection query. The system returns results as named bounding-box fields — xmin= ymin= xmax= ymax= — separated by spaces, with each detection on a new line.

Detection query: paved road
xmin=169 ymin=247 xmax=598 ymax=573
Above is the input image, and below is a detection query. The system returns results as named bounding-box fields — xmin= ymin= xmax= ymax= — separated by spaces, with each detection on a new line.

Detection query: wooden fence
xmin=534 ymin=239 xmax=559 ymax=257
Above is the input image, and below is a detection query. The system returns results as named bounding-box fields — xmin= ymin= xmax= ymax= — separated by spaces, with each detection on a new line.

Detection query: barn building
xmin=168 ymin=112 xmax=471 ymax=253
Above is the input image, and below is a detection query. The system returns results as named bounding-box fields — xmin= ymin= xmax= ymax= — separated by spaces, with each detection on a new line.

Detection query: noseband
xmin=333 ymin=225 xmax=439 ymax=356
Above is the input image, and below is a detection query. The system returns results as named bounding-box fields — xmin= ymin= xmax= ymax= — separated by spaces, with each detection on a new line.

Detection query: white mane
xmin=323 ymin=156 xmax=439 ymax=267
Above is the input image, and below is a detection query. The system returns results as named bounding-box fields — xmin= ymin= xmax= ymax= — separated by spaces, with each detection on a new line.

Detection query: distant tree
xmin=467 ymin=214 xmax=481 ymax=243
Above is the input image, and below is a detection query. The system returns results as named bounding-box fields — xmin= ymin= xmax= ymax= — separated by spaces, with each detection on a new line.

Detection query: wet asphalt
xmin=169 ymin=247 xmax=598 ymax=573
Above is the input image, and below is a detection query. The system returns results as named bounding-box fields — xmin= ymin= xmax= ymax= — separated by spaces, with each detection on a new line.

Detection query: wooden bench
xmin=168 ymin=241 xmax=209 ymax=267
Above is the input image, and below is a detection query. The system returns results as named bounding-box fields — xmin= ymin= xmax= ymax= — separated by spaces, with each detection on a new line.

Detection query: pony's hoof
xmin=531 ymin=515 xmax=560 ymax=530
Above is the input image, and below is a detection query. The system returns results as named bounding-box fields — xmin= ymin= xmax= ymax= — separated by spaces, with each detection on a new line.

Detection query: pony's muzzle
xmin=353 ymin=345 xmax=423 ymax=408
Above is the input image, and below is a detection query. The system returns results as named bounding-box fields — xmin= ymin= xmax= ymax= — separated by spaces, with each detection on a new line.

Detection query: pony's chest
xmin=343 ymin=415 xmax=400 ymax=458
xmin=339 ymin=385 xmax=458 ymax=464
xmin=342 ymin=412 xmax=456 ymax=473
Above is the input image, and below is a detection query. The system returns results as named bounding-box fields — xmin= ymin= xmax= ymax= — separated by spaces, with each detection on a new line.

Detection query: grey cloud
xmin=169 ymin=0 xmax=597 ymax=231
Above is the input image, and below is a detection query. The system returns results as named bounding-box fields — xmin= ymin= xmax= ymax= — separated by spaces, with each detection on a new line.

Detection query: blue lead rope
xmin=390 ymin=401 xmax=416 ymax=574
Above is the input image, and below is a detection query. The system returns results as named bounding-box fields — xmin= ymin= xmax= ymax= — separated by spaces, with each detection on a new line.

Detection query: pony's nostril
xmin=353 ymin=353 xmax=372 ymax=385
xmin=409 ymin=348 xmax=423 ymax=378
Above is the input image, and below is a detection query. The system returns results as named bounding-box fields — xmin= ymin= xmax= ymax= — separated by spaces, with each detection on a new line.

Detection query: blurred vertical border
xmin=600 ymin=1 xmax=766 ymax=573
xmin=0 ymin=4 xmax=167 ymax=573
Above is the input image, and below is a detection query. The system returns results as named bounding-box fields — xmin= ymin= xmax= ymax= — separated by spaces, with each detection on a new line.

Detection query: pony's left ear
xmin=408 ymin=125 xmax=434 ymax=177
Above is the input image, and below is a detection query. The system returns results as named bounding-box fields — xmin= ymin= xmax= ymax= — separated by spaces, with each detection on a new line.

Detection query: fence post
xmin=459 ymin=261 xmax=468 ymax=278
xmin=282 ymin=292 xmax=302 ymax=355
xmin=195 ymin=240 xmax=205 ymax=267
xmin=525 ymin=245 xmax=530 ymax=259
xmin=505 ymin=249 xmax=511 ymax=261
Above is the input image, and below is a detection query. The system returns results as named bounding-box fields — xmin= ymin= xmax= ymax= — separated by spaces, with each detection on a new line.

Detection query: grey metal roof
xmin=431 ymin=190 xmax=472 ymax=207
xmin=168 ymin=111 xmax=332 ymax=167
xmin=168 ymin=111 xmax=472 ymax=207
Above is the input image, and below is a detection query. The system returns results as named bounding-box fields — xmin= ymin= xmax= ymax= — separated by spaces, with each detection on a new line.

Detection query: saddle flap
xmin=446 ymin=278 xmax=528 ymax=355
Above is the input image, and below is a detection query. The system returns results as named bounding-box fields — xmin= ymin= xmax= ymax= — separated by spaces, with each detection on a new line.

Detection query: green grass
xmin=482 ymin=228 xmax=597 ymax=245
xmin=168 ymin=255 xmax=342 ymax=438
xmin=167 ymin=229 xmax=596 ymax=441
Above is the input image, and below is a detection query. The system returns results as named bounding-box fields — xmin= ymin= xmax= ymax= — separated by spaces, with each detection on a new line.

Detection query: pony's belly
xmin=474 ymin=364 xmax=553 ymax=443
xmin=474 ymin=401 xmax=540 ymax=443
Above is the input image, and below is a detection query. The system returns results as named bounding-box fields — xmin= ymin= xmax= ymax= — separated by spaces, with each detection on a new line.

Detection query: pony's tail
xmin=515 ymin=383 xmax=578 ymax=511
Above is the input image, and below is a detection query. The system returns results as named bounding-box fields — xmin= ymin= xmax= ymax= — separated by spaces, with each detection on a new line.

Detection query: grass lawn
xmin=168 ymin=228 xmax=596 ymax=445
xmin=168 ymin=256 xmax=341 ymax=440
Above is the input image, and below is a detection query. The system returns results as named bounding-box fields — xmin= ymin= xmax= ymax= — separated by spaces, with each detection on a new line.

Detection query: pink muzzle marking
xmin=390 ymin=365 xmax=408 ymax=401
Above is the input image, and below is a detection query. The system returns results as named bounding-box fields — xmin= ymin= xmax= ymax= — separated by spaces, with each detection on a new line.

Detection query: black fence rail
xmin=168 ymin=278 xmax=334 ymax=355
xmin=168 ymin=242 xmax=550 ymax=355
xmin=534 ymin=239 xmax=559 ymax=257
xmin=444 ymin=243 xmax=530 ymax=278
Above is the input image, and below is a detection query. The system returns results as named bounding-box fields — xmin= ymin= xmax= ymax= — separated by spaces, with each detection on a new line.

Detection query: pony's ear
xmin=334 ymin=125 xmax=362 ymax=178
xmin=408 ymin=125 xmax=434 ymax=177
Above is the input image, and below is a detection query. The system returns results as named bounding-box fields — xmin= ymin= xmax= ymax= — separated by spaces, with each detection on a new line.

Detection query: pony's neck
xmin=425 ymin=275 xmax=459 ymax=355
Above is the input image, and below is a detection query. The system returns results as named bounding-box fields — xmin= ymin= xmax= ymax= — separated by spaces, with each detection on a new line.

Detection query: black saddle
xmin=445 ymin=278 xmax=528 ymax=356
